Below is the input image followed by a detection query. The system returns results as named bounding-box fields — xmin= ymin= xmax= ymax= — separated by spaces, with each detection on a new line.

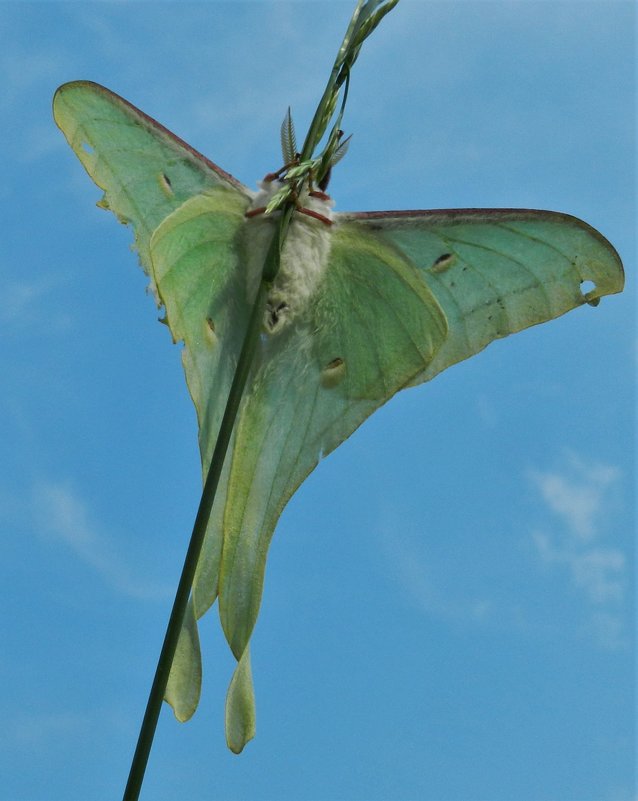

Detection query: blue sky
xmin=1 ymin=2 xmax=635 ymax=800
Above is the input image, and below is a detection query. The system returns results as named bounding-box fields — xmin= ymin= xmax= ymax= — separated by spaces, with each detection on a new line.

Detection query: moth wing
xmin=148 ymin=192 xmax=251 ymax=721
xmin=55 ymin=81 xmax=253 ymax=722
xmin=53 ymin=80 xmax=251 ymax=294
xmin=338 ymin=208 xmax=624 ymax=386
xmin=215 ymin=206 xmax=624 ymax=750
xmin=216 ymin=220 xmax=448 ymax=750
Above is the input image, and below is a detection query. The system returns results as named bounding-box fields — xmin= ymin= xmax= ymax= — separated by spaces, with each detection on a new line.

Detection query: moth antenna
xmin=280 ymin=107 xmax=297 ymax=166
xmin=330 ymin=133 xmax=352 ymax=166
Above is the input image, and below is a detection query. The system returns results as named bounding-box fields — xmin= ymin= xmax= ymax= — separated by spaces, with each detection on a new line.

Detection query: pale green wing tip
xmin=570 ymin=214 xmax=625 ymax=301
xmin=164 ymin=599 xmax=202 ymax=722
xmin=53 ymin=80 xmax=104 ymax=125
xmin=52 ymin=82 xmax=110 ymax=199
xmin=53 ymin=80 xmax=79 ymax=109
xmin=225 ymin=648 xmax=256 ymax=754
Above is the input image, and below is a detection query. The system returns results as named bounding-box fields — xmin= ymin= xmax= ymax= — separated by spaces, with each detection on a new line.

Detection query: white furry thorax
xmin=243 ymin=179 xmax=334 ymax=334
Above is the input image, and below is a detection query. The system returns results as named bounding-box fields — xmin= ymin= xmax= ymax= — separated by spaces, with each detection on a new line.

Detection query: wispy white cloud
xmin=528 ymin=451 xmax=628 ymax=648
xmin=380 ymin=450 xmax=629 ymax=649
xmin=5 ymin=704 xmax=135 ymax=755
xmin=378 ymin=528 xmax=494 ymax=625
xmin=0 ymin=272 xmax=73 ymax=335
xmin=1 ymin=276 xmax=58 ymax=327
xmin=529 ymin=454 xmax=621 ymax=542
xmin=531 ymin=530 xmax=625 ymax=604
xmin=33 ymin=481 xmax=171 ymax=601
xmin=11 ymin=711 xmax=91 ymax=747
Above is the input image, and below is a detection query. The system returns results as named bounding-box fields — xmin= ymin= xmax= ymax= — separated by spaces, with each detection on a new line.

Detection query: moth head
xmin=264 ymin=299 xmax=290 ymax=334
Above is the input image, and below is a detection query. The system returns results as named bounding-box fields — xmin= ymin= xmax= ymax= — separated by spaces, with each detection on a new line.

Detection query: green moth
xmin=53 ymin=80 xmax=624 ymax=754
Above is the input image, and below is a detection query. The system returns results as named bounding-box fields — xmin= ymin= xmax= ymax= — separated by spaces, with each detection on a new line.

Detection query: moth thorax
xmin=244 ymin=180 xmax=334 ymax=334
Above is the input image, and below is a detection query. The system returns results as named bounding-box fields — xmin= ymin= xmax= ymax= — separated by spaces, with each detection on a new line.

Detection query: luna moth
xmin=53 ymin=79 xmax=623 ymax=755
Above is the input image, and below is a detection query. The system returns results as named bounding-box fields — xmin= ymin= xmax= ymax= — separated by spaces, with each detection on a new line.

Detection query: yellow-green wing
xmin=213 ymin=222 xmax=447 ymax=750
xmin=338 ymin=208 xmax=624 ymax=386
xmin=53 ymin=80 xmax=251 ymax=294
xmin=149 ymin=206 xmax=448 ymax=749
xmin=149 ymin=191 xmax=251 ymax=723
xmin=54 ymin=81 xmax=253 ymax=724
xmin=200 ymin=206 xmax=622 ymax=751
